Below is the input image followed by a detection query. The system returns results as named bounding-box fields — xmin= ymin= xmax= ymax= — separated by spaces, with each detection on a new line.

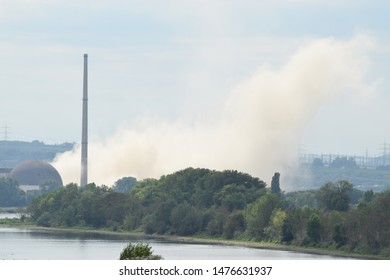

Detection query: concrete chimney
xmin=80 ymin=54 xmax=88 ymax=187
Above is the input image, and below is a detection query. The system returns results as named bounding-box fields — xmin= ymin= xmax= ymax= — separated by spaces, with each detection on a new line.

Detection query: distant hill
xmin=0 ymin=140 xmax=74 ymax=168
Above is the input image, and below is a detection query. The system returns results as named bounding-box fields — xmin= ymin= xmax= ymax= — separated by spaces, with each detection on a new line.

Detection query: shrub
xmin=119 ymin=243 xmax=162 ymax=260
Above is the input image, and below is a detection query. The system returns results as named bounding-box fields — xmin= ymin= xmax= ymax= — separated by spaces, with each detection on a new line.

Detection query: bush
xmin=119 ymin=243 xmax=162 ymax=260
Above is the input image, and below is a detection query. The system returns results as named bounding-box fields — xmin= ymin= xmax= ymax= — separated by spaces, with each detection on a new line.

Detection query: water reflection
xmin=0 ymin=227 xmax=350 ymax=260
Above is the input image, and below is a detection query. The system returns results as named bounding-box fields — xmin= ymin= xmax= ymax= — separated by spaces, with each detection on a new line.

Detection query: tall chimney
xmin=80 ymin=54 xmax=88 ymax=187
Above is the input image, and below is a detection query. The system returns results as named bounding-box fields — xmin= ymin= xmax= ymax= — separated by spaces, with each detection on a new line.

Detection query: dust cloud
xmin=52 ymin=35 xmax=373 ymax=187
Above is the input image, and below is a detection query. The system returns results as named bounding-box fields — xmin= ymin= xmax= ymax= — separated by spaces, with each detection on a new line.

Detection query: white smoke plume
xmin=52 ymin=35 xmax=373 ymax=187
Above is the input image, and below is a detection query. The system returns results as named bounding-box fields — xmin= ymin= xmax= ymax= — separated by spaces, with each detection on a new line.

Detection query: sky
xmin=1 ymin=0 xmax=390 ymax=185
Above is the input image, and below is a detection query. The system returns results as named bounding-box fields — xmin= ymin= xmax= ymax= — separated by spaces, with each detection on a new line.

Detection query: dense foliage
xmin=0 ymin=178 xmax=26 ymax=206
xmin=0 ymin=177 xmax=61 ymax=207
xmin=27 ymin=167 xmax=390 ymax=258
xmin=119 ymin=243 xmax=162 ymax=260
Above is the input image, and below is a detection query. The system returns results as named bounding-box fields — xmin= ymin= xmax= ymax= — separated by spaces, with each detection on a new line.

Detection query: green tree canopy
xmin=245 ymin=194 xmax=281 ymax=239
xmin=306 ymin=213 xmax=322 ymax=243
xmin=119 ymin=243 xmax=162 ymax=260
xmin=39 ymin=180 xmax=61 ymax=194
xmin=316 ymin=180 xmax=353 ymax=211
xmin=132 ymin=167 xmax=266 ymax=209
xmin=112 ymin=176 xmax=137 ymax=193
xmin=0 ymin=177 xmax=26 ymax=206
xmin=271 ymin=172 xmax=281 ymax=196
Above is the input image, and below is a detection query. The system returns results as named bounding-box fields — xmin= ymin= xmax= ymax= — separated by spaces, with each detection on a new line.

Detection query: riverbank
xmin=0 ymin=221 xmax=381 ymax=259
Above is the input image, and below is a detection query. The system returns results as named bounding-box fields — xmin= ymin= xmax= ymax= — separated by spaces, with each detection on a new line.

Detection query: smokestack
xmin=80 ymin=54 xmax=88 ymax=187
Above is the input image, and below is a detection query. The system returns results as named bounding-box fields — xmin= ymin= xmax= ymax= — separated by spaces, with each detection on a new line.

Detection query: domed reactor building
xmin=10 ymin=160 xmax=63 ymax=191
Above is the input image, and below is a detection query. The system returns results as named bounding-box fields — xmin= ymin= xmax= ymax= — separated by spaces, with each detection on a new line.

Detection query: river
xmin=0 ymin=226 xmax=352 ymax=260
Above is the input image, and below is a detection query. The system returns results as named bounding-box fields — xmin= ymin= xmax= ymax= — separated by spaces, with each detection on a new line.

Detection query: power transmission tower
xmin=3 ymin=124 xmax=10 ymax=141
xmin=379 ymin=141 xmax=389 ymax=166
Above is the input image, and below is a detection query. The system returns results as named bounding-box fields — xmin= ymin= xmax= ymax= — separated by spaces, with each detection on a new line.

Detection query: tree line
xmin=26 ymin=167 xmax=389 ymax=258
xmin=0 ymin=177 xmax=61 ymax=207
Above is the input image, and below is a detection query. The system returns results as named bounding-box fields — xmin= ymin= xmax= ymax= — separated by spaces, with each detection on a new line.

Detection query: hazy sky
xmin=1 ymin=1 xmax=389 ymax=169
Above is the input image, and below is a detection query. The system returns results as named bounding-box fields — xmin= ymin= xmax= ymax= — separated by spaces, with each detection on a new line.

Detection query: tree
xmin=360 ymin=190 xmax=374 ymax=204
xmin=204 ymin=207 xmax=226 ymax=236
xmin=333 ymin=224 xmax=348 ymax=247
xmin=306 ymin=213 xmax=322 ymax=244
xmin=39 ymin=180 xmax=61 ymax=194
xmin=223 ymin=211 xmax=245 ymax=239
xmin=245 ymin=194 xmax=281 ymax=239
xmin=0 ymin=177 xmax=26 ymax=206
xmin=271 ymin=172 xmax=281 ymax=196
xmin=316 ymin=181 xmax=352 ymax=211
xmin=265 ymin=208 xmax=287 ymax=241
xmin=213 ymin=184 xmax=247 ymax=211
xmin=112 ymin=177 xmax=137 ymax=193
xmin=170 ymin=202 xmax=202 ymax=235
xmin=119 ymin=243 xmax=162 ymax=260
xmin=285 ymin=190 xmax=318 ymax=208
xmin=143 ymin=198 xmax=177 ymax=234
xmin=355 ymin=191 xmax=390 ymax=254
xmin=281 ymin=218 xmax=294 ymax=242
xmin=284 ymin=207 xmax=316 ymax=244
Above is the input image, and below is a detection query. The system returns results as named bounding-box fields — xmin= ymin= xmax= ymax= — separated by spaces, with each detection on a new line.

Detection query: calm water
xmin=0 ymin=227 xmax=351 ymax=260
